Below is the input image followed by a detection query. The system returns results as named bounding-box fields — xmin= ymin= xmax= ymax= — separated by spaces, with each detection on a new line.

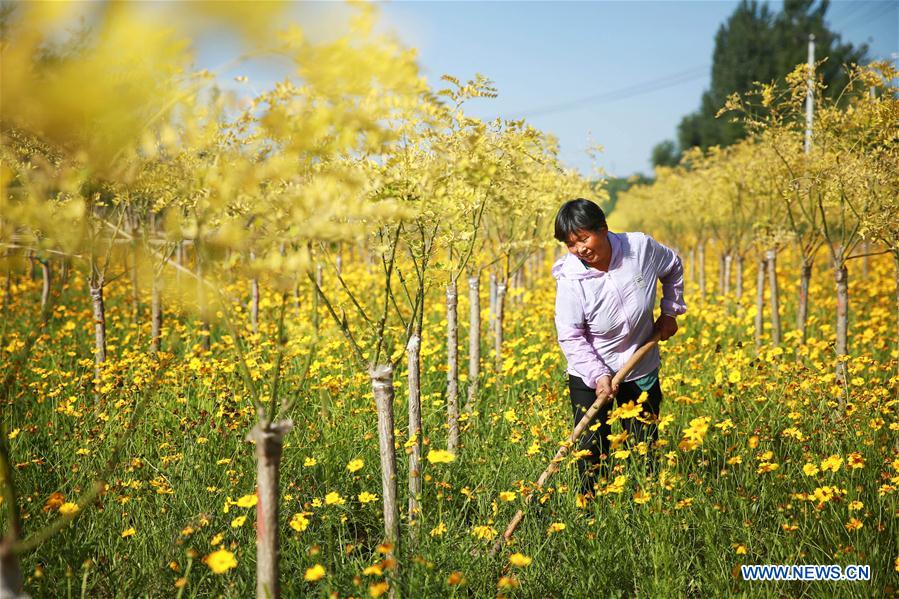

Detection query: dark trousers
xmin=568 ymin=374 xmax=662 ymax=495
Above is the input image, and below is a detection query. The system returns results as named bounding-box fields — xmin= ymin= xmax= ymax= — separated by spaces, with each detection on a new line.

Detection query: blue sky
xmin=193 ymin=0 xmax=898 ymax=179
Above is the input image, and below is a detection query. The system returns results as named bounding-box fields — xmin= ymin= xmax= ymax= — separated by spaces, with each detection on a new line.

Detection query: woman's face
xmin=564 ymin=227 xmax=609 ymax=268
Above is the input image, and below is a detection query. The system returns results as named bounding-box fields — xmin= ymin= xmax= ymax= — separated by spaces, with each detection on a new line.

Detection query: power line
xmin=510 ymin=64 xmax=709 ymax=119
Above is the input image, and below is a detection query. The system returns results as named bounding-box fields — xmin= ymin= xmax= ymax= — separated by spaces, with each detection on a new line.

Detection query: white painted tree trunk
xmin=735 ymin=254 xmax=744 ymax=301
xmin=196 ymin=246 xmax=210 ymax=351
xmin=246 ymin=420 xmax=293 ymax=599
xmin=723 ymin=253 xmax=732 ymax=297
xmin=90 ymin=278 xmax=107 ymax=381
xmin=718 ymin=251 xmax=727 ymax=297
xmin=370 ymin=365 xmax=399 ymax=556
xmin=698 ymin=241 xmax=706 ymax=301
xmin=406 ymin=334 xmax=422 ymax=528
xmin=39 ymin=259 xmax=50 ymax=311
xmin=755 ymin=257 xmax=765 ymax=348
xmin=446 ymin=282 xmax=459 ymax=453
xmin=0 ymin=548 xmax=26 ymax=599
xmin=488 ymin=271 xmax=497 ymax=334
xmin=465 ymin=274 xmax=480 ymax=413
xmin=835 ymin=262 xmax=849 ymax=383
xmin=766 ymin=249 xmax=781 ymax=345
xmin=796 ymin=258 xmax=813 ymax=344
xmin=151 ymin=273 xmax=162 ymax=353
xmin=251 ymin=278 xmax=260 ymax=334
xmin=494 ymin=283 xmax=506 ymax=373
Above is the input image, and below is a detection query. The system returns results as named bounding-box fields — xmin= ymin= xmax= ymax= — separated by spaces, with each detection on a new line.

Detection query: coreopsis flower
xmin=347 ymin=458 xmax=364 ymax=473
xmin=820 ymin=455 xmax=842 ymax=473
xmin=471 ymin=525 xmax=497 ymax=540
xmin=844 ymin=518 xmax=863 ymax=532
xmin=205 ymin=549 xmax=237 ymax=574
xmin=547 ymin=522 xmax=566 ymax=533
xmin=58 ymin=502 xmax=79 ymax=516
xmin=304 ymin=564 xmax=326 ymax=582
xmin=321 ymin=490 xmax=345 ymax=506
xmin=427 ymin=449 xmax=455 ymax=464
xmin=235 ymin=494 xmax=257 ymax=508
xmin=802 ymin=463 xmax=820 ymax=476
xmin=289 ymin=512 xmax=310 ymax=532
xmin=508 ymin=553 xmax=532 ymax=567
xmin=358 ymin=491 xmax=378 ymax=504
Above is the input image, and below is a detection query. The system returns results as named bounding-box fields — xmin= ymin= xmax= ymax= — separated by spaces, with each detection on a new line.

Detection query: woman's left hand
xmin=655 ymin=314 xmax=678 ymax=341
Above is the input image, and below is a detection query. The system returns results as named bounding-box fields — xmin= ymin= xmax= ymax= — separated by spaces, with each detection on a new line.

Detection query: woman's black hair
xmin=554 ymin=198 xmax=607 ymax=242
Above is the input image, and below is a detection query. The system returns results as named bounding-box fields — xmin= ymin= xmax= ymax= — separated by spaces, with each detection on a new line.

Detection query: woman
xmin=552 ymin=198 xmax=686 ymax=497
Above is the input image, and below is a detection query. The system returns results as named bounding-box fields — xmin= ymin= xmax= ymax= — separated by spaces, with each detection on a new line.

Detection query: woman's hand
xmin=596 ymin=375 xmax=618 ymax=400
xmin=655 ymin=313 xmax=678 ymax=341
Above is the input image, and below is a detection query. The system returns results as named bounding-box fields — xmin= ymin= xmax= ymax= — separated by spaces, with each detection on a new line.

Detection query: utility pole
xmin=804 ymin=34 xmax=815 ymax=154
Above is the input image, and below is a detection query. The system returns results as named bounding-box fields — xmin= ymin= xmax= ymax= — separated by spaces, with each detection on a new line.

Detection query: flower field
xmin=4 ymin=244 xmax=897 ymax=598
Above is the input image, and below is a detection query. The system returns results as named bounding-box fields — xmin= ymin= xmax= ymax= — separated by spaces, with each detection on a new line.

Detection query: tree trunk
xmin=735 ymin=254 xmax=744 ymax=301
xmin=39 ymin=259 xmax=51 ymax=311
xmin=465 ymin=274 xmax=480 ymax=413
xmin=151 ymin=272 xmax=163 ymax=353
xmin=494 ymin=283 xmax=506 ymax=373
xmin=247 ymin=420 xmax=292 ymax=599
xmin=60 ymin=258 xmax=70 ymax=287
xmin=197 ymin=247 xmax=210 ymax=351
xmin=446 ymin=282 xmax=459 ymax=453
xmin=766 ymin=249 xmax=781 ymax=345
xmin=370 ymin=365 xmax=399 ymax=569
xmin=861 ymin=239 xmax=870 ymax=279
xmin=251 ymin=278 xmax=260 ymax=334
xmin=755 ymin=257 xmax=765 ymax=348
xmin=0 ymin=545 xmax=26 ymax=599
xmin=688 ymin=246 xmax=695 ymax=284
xmin=698 ymin=241 xmax=706 ymax=301
xmin=130 ymin=241 xmax=140 ymax=324
xmin=90 ymin=278 xmax=107 ymax=381
xmin=723 ymin=253 xmax=732 ymax=297
xmin=796 ymin=258 xmax=813 ymax=344
xmin=406 ymin=333 xmax=422 ymax=528
xmin=718 ymin=251 xmax=727 ymax=297
xmin=175 ymin=240 xmax=184 ymax=286
xmin=488 ymin=271 xmax=497 ymax=334
xmin=835 ymin=262 xmax=849 ymax=383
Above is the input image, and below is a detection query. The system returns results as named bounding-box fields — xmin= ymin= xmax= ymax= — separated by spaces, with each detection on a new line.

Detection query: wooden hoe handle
xmin=489 ymin=332 xmax=662 ymax=556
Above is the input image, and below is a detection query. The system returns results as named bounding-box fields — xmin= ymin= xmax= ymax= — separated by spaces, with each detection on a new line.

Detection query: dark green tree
xmin=653 ymin=0 xmax=869 ymax=165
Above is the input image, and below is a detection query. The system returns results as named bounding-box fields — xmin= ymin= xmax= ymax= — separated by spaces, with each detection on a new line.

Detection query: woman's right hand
xmin=596 ymin=375 xmax=618 ymax=400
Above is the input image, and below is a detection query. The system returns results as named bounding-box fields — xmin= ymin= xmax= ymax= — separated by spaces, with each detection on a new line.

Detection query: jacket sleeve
xmin=554 ymin=278 xmax=611 ymax=389
xmin=647 ymin=236 xmax=687 ymax=317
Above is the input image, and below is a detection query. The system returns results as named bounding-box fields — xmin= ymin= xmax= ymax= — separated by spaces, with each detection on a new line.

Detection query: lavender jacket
xmin=552 ymin=231 xmax=687 ymax=389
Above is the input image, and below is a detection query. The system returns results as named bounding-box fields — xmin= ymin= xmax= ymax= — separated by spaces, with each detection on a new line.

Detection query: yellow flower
xmin=471 ymin=525 xmax=497 ymax=540
xmin=363 ymin=564 xmax=383 ymax=576
xmin=498 ymin=491 xmax=516 ymax=502
xmin=230 ymin=516 xmax=247 ymax=528
xmin=802 ymin=463 xmax=819 ymax=476
xmin=358 ymin=491 xmax=378 ymax=504
xmin=848 ymin=500 xmax=863 ymax=511
xmin=121 ymin=527 xmax=136 ymax=538
xmin=304 ymin=564 xmax=326 ymax=582
xmin=347 ymin=458 xmax=364 ymax=473
xmin=429 ymin=522 xmax=447 ymax=537
xmin=210 ymin=533 xmax=224 ymax=546
xmin=304 ymin=457 xmax=317 ymax=467
xmin=732 ymin=544 xmax=747 ymax=555
xmin=547 ymin=522 xmax=566 ymax=533
xmin=236 ymin=494 xmax=257 ymax=508
xmin=205 ymin=549 xmax=237 ymax=574
xmin=844 ymin=518 xmax=863 ymax=532
xmin=426 ymin=449 xmax=455 ymax=464
xmin=633 ymin=489 xmax=651 ymax=504
xmin=820 ymin=455 xmax=842 ymax=473
xmin=447 ymin=571 xmax=465 ymax=585
xmin=756 ymin=462 xmax=779 ymax=474
xmin=847 ymin=452 xmax=865 ymax=469
xmin=324 ymin=491 xmax=345 ymax=506
xmin=369 ymin=581 xmax=389 ymax=597
xmin=508 ymin=552 xmax=532 ymax=567
xmin=58 ymin=502 xmax=79 ymax=516
xmin=289 ymin=512 xmax=310 ymax=532
xmin=726 ymin=455 xmax=743 ymax=465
